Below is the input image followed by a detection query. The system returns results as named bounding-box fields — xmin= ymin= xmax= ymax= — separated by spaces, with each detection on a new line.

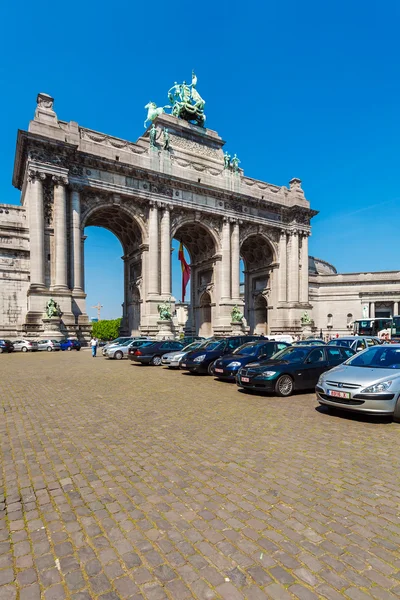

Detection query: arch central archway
xmin=172 ymin=220 xmax=217 ymax=336
xmin=240 ymin=234 xmax=275 ymax=335
xmin=82 ymin=204 xmax=144 ymax=336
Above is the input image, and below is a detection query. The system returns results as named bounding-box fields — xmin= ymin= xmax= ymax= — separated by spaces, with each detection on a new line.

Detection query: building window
xmin=327 ymin=314 xmax=333 ymax=328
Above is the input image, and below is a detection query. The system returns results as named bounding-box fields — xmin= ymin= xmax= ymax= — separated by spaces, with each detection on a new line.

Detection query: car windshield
xmin=182 ymin=342 xmax=202 ymax=352
xmin=51 ymin=340 xmax=59 ymax=344
xmin=201 ymin=340 xmax=224 ymax=351
xmin=346 ymin=346 xmax=400 ymax=369
xmin=270 ymin=347 xmax=310 ymax=363
xmin=330 ymin=339 xmax=352 ymax=347
xmin=233 ymin=343 xmax=259 ymax=356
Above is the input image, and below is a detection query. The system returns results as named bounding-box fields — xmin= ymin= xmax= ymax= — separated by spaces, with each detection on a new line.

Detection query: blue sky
xmin=2 ymin=1 xmax=400 ymax=319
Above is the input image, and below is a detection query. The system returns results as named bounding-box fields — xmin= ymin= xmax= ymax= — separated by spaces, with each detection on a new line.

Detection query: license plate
xmin=241 ymin=377 xmax=250 ymax=383
xmin=328 ymin=390 xmax=350 ymax=399
xmin=181 ymin=363 xmax=186 ymax=368
xmin=215 ymin=368 xmax=223 ymax=373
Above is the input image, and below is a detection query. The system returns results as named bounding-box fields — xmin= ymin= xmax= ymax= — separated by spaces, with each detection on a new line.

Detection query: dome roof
xmin=309 ymin=256 xmax=337 ymax=275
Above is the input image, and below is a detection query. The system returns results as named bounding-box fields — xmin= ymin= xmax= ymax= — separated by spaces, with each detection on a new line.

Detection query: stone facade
xmin=0 ymin=93 xmax=316 ymax=339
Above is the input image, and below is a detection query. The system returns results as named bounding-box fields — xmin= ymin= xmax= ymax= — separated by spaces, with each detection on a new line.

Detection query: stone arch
xmin=81 ymin=201 xmax=145 ymax=336
xmin=173 ymin=218 xmax=219 ymax=336
xmin=240 ymin=233 xmax=275 ymax=335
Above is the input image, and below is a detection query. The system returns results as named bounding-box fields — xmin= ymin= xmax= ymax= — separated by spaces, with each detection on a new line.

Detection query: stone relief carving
xmin=168 ymin=134 xmax=220 ymax=159
xmin=28 ymin=146 xmax=71 ymax=169
xmin=80 ymin=129 xmax=147 ymax=155
xmin=43 ymin=180 xmax=54 ymax=225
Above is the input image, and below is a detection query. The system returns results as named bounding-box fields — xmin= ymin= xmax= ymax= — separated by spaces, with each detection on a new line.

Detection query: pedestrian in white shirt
xmin=90 ymin=337 xmax=98 ymax=357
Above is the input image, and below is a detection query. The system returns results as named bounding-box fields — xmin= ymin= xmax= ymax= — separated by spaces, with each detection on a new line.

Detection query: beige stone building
xmin=0 ymin=92 xmax=398 ymax=339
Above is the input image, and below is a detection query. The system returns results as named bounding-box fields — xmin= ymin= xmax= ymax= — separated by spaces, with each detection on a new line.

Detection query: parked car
xmin=161 ymin=340 xmax=206 ymax=368
xmin=12 ymin=339 xmax=38 ymax=352
xmin=130 ymin=341 xmax=184 ymax=366
xmin=0 ymin=339 xmax=14 ymax=353
xmin=293 ymin=339 xmax=326 ymax=346
xmin=213 ymin=340 xmax=291 ymax=381
xmin=317 ymin=344 xmax=400 ymax=421
xmin=237 ymin=344 xmax=355 ymax=397
xmin=181 ymin=336 xmax=260 ymax=375
xmin=106 ymin=339 xmax=153 ymax=360
xmin=60 ymin=339 xmax=81 ymax=351
xmin=101 ymin=337 xmax=134 ymax=356
xmin=37 ymin=339 xmax=61 ymax=352
xmin=327 ymin=336 xmax=381 ymax=352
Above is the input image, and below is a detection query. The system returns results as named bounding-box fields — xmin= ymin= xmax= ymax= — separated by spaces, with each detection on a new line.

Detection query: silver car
xmin=328 ymin=336 xmax=381 ymax=352
xmin=161 ymin=341 xmax=205 ymax=368
xmin=105 ymin=339 xmax=152 ymax=360
xmin=317 ymin=344 xmax=400 ymax=421
xmin=37 ymin=339 xmax=61 ymax=352
xmin=102 ymin=337 xmax=134 ymax=356
xmin=13 ymin=339 xmax=38 ymax=352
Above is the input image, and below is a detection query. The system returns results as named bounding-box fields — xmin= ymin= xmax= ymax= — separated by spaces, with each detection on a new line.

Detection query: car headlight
xmin=361 ymin=380 xmax=393 ymax=393
xmin=255 ymin=371 xmax=276 ymax=379
xmin=317 ymin=374 xmax=326 ymax=385
xmin=194 ymin=354 xmax=206 ymax=363
xmin=227 ymin=361 xmax=241 ymax=368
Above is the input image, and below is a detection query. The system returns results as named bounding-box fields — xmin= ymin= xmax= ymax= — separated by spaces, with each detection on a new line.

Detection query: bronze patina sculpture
xmin=231 ymin=305 xmax=244 ymax=323
xmin=45 ymin=298 xmax=62 ymax=318
xmin=157 ymin=301 xmax=172 ymax=320
xmin=232 ymin=154 xmax=241 ymax=173
xmin=149 ymin=124 xmax=158 ymax=148
xmin=224 ymin=151 xmax=231 ymax=169
xmin=163 ymin=128 xmax=170 ymax=151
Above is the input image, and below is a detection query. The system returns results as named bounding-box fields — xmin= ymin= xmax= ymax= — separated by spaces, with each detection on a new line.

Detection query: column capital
xmin=28 ymin=169 xmax=46 ymax=183
xmin=280 ymin=229 xmax=287 ymax=237
xmin=69 ymin=182 xmax=84 ymax=192
xmin=52 ymin=175 xmax=68 ymax=186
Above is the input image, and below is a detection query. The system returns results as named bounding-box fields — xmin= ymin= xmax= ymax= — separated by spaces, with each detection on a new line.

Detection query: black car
xmin=130 ymin=341 xmax=184 ymax=366
xmin=237 ymin=344 xmax=355 ymax=397
xmin=181 ymin=335 xmax=260 ymax=375
xmin=213 ymin=340 xmax=291 ymax=381
xmin=0 ymin=340 xmax=14 ymax=353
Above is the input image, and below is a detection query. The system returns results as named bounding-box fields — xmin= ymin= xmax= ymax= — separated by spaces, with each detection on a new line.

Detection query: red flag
xmin=178 ymin=242 xmax=191 ymax=302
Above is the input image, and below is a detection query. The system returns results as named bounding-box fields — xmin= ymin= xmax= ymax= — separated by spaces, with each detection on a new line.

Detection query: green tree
xmin=92 ymin=318 xmax=122 ymax=341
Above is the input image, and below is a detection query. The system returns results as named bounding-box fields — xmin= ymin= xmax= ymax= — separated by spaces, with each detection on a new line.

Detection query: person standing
xmin=90 ymin=337 xmax=98 ymax=357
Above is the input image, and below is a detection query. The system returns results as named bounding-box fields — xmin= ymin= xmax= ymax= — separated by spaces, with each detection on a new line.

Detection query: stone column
xmin=71 ymin=185 xmax=83 ymax=292
xmin=81 ymin=235 xmax=86 ymax=292
xmin=53 ymin=176 xmax=69 ymax=291
xmin=287 ymin=230 xmax=299 ymax=303
xmin=231 ymin=220 xmax=240 ymax=300
xmin=160 ymin=205 xmax=171 ymax=296
xmin=394 ymin=301 xmax=399 ymax=316
xmin=148 ymin=203 xmax=159 ymax=295
xmin=300 ymin=233 xmax=309 ymax=304
xmin=370 ymin=302 xmax=375 ymax=318
xmin=278 ymin=230 xmax=287 ymax=302
xmin=221 ymin=218 xmax=231 ymax=299
xmin=28 ymin=169 xmax=46 ymax=289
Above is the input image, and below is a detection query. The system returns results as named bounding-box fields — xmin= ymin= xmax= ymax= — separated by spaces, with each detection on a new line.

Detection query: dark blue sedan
xmin=60 ymin=339 xmax=81 ymax=351
xmin=213 ymin=340 xmax=290 ymax=381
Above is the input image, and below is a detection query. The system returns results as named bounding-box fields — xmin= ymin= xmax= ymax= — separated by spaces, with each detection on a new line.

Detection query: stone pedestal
xmin=41 ymin=317 xmax=64 ymax=340
xmin=231 ymin=321 xmax=247 ymax=335
xmin=301 ymin=323 xmax=312 ymax=339
xmin=156 ymin=320 xmax=175 ymax=340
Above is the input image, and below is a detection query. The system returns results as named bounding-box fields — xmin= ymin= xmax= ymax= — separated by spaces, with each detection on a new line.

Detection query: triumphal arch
xmin=6 ymin=73 xmax=316 ymax=339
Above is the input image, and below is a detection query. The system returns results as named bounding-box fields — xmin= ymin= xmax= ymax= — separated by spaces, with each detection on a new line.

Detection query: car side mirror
xmin=258 ymin=354 xmax=267 ymax=361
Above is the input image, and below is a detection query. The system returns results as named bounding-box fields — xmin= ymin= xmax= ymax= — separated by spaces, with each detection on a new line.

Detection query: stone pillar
xmin=53 ymin=176 xmax=69 ymax=291
xmin=148 ymin=203 xmax=159 ymax=295
xmin=300 ymin=233 xmax=309 ymax=304
xmin=27 ymin=169 xmax=46 ymax=289
xmin=370 ymin=302 xmax=375 ymax=318
xmin=231 ymin=220 xmax=240 ymax=300
xmin=160 ymin=205 xmax=171 ymax=296
xmin=221 ymin=218 xmax=231 ymax=299
xmin=71 ymin=186 xmax=83 ymax=292
xmin=81 ymin=235 xmax=86 ymax=292
xmin=394 ymin=301 xmax=399 ymax=316
xmin=287 ymin=230 xmax=299 ymax=303
xmin=278 ymin=230 xmax=287 ymax=302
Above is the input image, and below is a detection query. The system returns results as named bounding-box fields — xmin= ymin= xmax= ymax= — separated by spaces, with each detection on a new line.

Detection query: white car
xmin=37 ymin=339 xmax=61 ymax=352
xmin=13 ymin=339 xmax=38 ymax=352
xmin=161 ymin=341 xmax=205 ymax=368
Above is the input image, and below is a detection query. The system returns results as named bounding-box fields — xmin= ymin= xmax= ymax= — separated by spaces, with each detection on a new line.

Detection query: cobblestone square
xmin=1 ymin=351 xmax=400 ymax=599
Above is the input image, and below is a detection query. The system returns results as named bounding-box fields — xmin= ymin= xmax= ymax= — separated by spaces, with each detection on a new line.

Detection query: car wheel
xmin=393 ymin=399 xmax=400 ymax=423
xmin=115 ymin=351 xmax=123 ymax=360
xmin=67 ymin=346 xmax=72 ymax=351
xmin=150 ymin=355 xmax=162 ymax=366
xmin=0 ymin=348 xmax=3 ymax=354
xmin=275 ymin=374 xmax=294 ymax=397
xmin=76 ymin=348 xmax=80 ymax=351
xmin=22 ymin=347 xmax=28 ymax=353
xmin=47 ymin=347 xmax=53 ymax=352
xmin=207 ymin=361 xmax=216 ymax=376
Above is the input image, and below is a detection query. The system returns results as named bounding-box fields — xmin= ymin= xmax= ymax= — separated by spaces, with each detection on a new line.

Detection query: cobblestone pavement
xmin=1 ymin=351 xmax=400 ymax=600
